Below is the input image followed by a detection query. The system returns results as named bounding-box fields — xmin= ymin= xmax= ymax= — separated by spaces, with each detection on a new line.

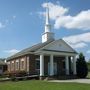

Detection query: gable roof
xmin=6 ymin=40 xmax=53 ymax=60
xmin=6 ymin=39 xmax=77 ymax=61
xmin=35 ymin=39 xmax=77 ymax=54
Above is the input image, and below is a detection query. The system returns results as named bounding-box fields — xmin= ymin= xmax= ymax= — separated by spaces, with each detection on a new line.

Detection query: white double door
xmin=48 ymin=62 xmax=57 ymax=75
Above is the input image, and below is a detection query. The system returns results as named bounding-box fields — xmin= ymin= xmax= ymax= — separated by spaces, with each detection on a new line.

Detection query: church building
xmin=6 ymin=6 xmax=77 ymax=79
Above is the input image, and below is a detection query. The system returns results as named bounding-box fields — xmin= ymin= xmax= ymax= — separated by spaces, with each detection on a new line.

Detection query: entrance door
xmin=48 ymin=62 xmax=57 ymax=75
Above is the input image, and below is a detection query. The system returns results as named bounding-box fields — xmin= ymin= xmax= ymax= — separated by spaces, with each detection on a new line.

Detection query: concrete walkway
xmin=49 ymin=79 xmax=90 ymax=84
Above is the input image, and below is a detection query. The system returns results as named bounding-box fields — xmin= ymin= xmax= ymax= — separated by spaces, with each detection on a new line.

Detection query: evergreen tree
xmin=76 ymin=52 xmax=88 ymax=78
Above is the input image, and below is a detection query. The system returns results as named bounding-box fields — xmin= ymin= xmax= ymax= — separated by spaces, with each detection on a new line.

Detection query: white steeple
xmin=42 ymin=4 xmax=54 ymax=43
xmin=45 ymin=4 xmax=50 ymax=32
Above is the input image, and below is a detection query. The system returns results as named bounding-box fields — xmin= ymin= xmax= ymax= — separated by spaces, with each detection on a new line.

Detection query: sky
xmin=0 ymin=0 xmax=90 ymax=61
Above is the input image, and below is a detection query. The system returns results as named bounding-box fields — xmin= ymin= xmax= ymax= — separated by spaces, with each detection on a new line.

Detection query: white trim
xmin=21 ymin=60 xmax=25 ymax=70
xmin=65 ymin=56 xmax=69 ymax=75
xmin=12 ymin=61 xmax=14 ymax=63
xmin=73 ymin=56 xmax=77 ymax=75
xmin=16 ymin=59 xmax=19 ymax=62
xmin=21 ymin=58 xmax=24 ymax=61
xmin=15 ymin=61 xmax=19 ymax=70
xmin=35 ymin=50 xmax=77 ymax=56
xmin=40 ymin=54 xmax=44 ymax=76
xmin=35 ymin=39 xmax=77 ymax=54
xmin=50 ymin=54 xmax=54 ymax=76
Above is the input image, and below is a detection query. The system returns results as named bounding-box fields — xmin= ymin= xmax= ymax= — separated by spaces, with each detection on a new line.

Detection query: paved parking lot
xmin=49 ymin=79 xmax=90 ymax=84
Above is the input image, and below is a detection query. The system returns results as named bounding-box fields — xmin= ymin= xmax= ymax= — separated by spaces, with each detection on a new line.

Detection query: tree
xmin=76 ymin=52 xmax=88 ymax=78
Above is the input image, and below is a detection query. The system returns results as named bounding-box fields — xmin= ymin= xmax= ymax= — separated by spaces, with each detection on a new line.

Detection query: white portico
xmin=35 ymin=39 xmax=77 ymax=78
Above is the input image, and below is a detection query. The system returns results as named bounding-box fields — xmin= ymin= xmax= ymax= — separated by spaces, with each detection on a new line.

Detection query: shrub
xmin=15 ymin=70 xmax=27 ymax=77
xmin=3 ymin=70 xmax=27 ymax=77
xmin=3 ymin=71 xmax=11 ymax=77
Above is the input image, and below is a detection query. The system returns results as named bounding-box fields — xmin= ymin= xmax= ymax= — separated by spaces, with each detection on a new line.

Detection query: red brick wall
xmin=7 ymin=55 xmax=29 ymax=72
xmin=29 ymin=54 xmax=35 ymax=74
xmin=7 ymin=55 xmax=68 ymax=76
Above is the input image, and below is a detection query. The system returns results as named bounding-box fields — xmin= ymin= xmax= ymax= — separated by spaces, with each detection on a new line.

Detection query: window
xmin=35 ymin=59 xmax=40 ymax=70
xmin=35 ymin=58 xmax=40 ymax=74
xmin=62 ymin=60 xmax=65 ymax=69
xmin=11 ymin=61 xmax=14 ymax=71
xmin=21 ymin=61 xmax=24 ymax=70
xmin=20 ymin=58 xmax=25 ymax=70
xmin=16 ymin=61 xmax=19 ymax=70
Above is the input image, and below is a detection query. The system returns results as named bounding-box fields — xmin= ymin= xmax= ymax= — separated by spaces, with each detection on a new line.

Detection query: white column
xmin=50 ymin=54 xmax=54 ymax=76
xmin=73 ymin=56 xmax=76 ymax=75
xmin=40 ymin=54 xmax=44 ymax=76
xmin=65 ymin=56 xmax=69 ymax=75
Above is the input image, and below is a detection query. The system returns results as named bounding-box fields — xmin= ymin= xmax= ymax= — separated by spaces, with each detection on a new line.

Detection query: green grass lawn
xmin=0 ymin=80 xmax=90 ymax=90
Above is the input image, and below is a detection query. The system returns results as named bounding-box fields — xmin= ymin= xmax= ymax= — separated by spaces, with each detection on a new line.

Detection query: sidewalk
xmin=49 ymin=79 xmax=90 ymax=84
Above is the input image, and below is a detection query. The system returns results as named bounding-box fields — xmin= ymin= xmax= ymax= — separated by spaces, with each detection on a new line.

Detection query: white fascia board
xmin=34 ymin=50 xmax=77 ymax=56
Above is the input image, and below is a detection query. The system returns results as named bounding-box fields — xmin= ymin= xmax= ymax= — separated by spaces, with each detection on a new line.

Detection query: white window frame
xmin=16 ymin=60 xmax=19 ymax=70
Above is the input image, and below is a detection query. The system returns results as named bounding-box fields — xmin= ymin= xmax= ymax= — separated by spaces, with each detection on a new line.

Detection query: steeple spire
xmin=42 ymin=3 xmax=55 ymax=43
xmin=45 ymin=4 xmax=51 ymax=32
xmin=46 ymin=4 xmax=49 ymax=25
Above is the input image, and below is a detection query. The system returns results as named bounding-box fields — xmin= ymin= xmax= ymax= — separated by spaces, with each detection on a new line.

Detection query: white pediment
xmin=42 ymin=39 xmax=76 ymax=53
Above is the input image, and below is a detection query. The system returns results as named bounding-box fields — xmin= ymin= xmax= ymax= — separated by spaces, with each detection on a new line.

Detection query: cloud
xmin=69 ymin=42 xmax=87 ymax=49
xmin=54 ymin=15 xmax=72 ymax=29
xmin=63 ymin=32 xmax=90 ymax=44
xmin=0 ymin=22 xmax=5 ymax=29
xmin=12 ymin=15 xmax=16 ymax=19
xmin=63 ymin=32 xmax=90 ymax=49
xmin=0 ymin=15 xmax=16 ymax=30
xmin=87 ymin=50 xmax=90 ymax=54
xmin=5 ymin=19 xmax=9 ymax=24
xmin=4 ymin=49 xmax=20 ymax=55
xmin=55 ymin=10 xmax=90 ymax=30
xmin=40 ymin=2 xmax=90 ymax=30
xmin=41 ymin=2 xmax=69 ymax=20
xmin=29 ymin=12 xmax=33 ymax=15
